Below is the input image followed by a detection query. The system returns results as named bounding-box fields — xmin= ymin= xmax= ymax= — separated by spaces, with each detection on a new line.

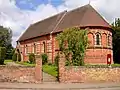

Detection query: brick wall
xmin=18 ymin=35 xmax=53 ymax=62
xmin=59 ymin=66 xmax=120 ymax=83
xmin=85 ymin=49 xmax=113 ymax=64
xmin=0 ymin=57 xmax=42 ymax=83
xmin=85 ymin=28 xmax=113 ymax=64
xmin=0 ymin=66 xmax=38 ymax=83
xmin=18 ymin=28 xmax=113 ymax=64
xmin=59 ymin=53 xmax=120 ymax=83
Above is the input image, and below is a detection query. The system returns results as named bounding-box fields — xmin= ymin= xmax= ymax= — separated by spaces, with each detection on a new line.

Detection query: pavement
xmin=0 ymin=82 xmax=120 ymax=90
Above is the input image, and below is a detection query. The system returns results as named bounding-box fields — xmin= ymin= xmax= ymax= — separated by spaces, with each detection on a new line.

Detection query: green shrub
xmin=56 ymin=27 xmax=88 ymax=66
xmin=12 ymin=53 xmax=17 ymax=62
xmin=18 ymin=53 xmax=21 ymax=62
xmin=54 ymin=55 xmax=59 ymax=66
xmin=29 ymin=53 xmax=35 ymax=64
xmin=0 ymin=47 xmax=6 ymax=65
xmin=65 ymin=60 xmax=71 ymax=66
xmin=41 ymin=53 xmax=48 ymax=65
xmin=26 ymin=61 xmax=30 ymax=63
xmin=48 ymin=63 xmax=52 ymax=65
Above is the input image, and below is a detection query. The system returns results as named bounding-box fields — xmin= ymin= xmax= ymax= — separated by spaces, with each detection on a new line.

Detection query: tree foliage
xmin=6 ymin=44 xmax=14 ymax=59
xmin=112 ymin=18 xmax=120 ymax=63
xmin=18 ymin=53 xmax=21 ymax=62
xmin=12 ymin=53 xmax=17 ymax=62
xmin=0 ymin=26 xmax=12 ymax=47
xmin=0 ymin=26 xmax=13 ymax=59
xmin=29 ymin=53 xmax=35 ymax=64
xmin=0 ymin=47 xmax=6 ymax=65
xmin=56 ymin=27 xmax=88 ymax=66
xmin=41 ymin=53 xmax=48 ymax=65
xmin=54 ymin=54 xmax=59 ymax=66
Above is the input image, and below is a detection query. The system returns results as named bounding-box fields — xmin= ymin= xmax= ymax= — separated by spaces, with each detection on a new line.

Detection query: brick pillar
xmin=35 ymin=55 xmax=42 ymax=83
xmin=59 ymin=52 xmax=65 ymax=83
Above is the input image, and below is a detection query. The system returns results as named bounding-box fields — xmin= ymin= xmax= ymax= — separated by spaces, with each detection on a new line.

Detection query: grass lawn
xmin=16 ymin=61 xmax=35 ymax=67
xmin=4 ymin=60 xmax=13 ymax=64
xmin=85 ymin=63 xmax=120 ymax=67
xmin=16 ymin=61 xmax=58 ymax=77
xmin=111 ymin=64 xmax=120 ymax=67
xmin=42 ymin=64 xmax=58 ymax=77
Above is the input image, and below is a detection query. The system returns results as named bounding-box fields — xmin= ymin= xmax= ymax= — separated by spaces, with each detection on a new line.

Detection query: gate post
xmin=59 ymin=52 xmax=65 ymax=83
xmin=35 ymin=55 xmax=42 ymax=83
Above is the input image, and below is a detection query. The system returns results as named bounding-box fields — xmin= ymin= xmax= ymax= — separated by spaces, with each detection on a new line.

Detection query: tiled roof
xmin=18 ymin=4 xmax=111 ymax=41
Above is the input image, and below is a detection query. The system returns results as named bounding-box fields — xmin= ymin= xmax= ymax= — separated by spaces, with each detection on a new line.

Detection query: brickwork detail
xmin=35 ymin=56 xmax=42 ymax=83
xmin=0 ymin=56 xmax=42 ymax=83
xmin=58 ymin=54 xmax=120 ymax=83
xmin=59 ymin=52 xmax=65 ymax=82
xmin=0 ymin=66 xmax=35 ymax=83
xmin=17 ymin=28 xmax=113 ymax=64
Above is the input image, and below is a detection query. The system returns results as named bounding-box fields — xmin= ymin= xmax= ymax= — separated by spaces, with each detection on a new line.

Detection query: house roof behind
xmin=18 ymin=4 xmax=111 ymax=41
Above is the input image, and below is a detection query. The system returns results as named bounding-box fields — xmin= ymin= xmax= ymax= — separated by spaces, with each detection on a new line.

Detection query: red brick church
xmin=17 ymin=4 xmax=113 ymax=64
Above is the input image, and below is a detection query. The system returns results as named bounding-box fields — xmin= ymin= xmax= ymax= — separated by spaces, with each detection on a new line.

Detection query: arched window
xmin=33 ymin=43 xmax=36 ymax=54
xmin=95 ymin=33 xmax=101 ymax=45
xmin=108 ymin=34 xmax=111 ymax=46
xmin=25 ymin=45 xmax=28 ymax=54
xmin=43 ymin=42 xmax=46 ymax=53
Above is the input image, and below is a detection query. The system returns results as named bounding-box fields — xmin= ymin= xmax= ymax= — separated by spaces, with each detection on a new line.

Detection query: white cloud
xmin=91 ymin=0 xmax=120 ymax=23
xmin=63 ymin=0 xmax=88 ymax=10
xmin=0 ymin=0 xmax=120 ymax=47
xmin=28 ymin=4 xmax=58 ymax=23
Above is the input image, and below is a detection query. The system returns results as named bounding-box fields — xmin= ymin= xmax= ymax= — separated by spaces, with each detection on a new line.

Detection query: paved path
xmin=43 ymin=72 xmax=57 ymax=82
xmin=0 ymin=82 xmax=119 ymax=90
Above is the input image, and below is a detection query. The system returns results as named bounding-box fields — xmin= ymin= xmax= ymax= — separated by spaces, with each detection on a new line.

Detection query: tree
xmin=12 ymin=53 xmax=17 ymax=62
xmin=18 ymin=52 xmax=21 ymax=62
xmin=0 ymin=26 xmax=13 ymax=59
xmin=0 ymin=26 xmax=12 ymax=47
xmin=0 ymin=47 xmax=6 ymax=65
xmin=5 ymin=44 xmax=14 ymax=59
xmin=56 ymin=27 xmax=88 ymax=66
xmin=112 ymin=18 xmax=120 ymax=63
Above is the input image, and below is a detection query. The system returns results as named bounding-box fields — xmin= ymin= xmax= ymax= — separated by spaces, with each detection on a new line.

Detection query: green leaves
xmin=56 ymin=27 xmax=88 ymax=66
xmin=29 ymin=53 xmax=36 ymax=64
xmin=0 ymin=47 xmax=6 ymax=65
xmin=0 ymin=26 xmax=12 ymax=47
xmin=112 ymin=18 xmax=120 ymax=64
xmin=0 ymin=26 xmax=13 ymax=59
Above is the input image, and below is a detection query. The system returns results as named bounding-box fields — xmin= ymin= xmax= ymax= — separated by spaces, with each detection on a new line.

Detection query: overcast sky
xmin=0 ymin=0 xmax=119 ymax=47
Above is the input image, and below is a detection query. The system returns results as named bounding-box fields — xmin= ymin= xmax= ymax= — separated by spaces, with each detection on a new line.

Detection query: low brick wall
xmin=0 ymin=65 xmax=37 ymax=83
xmin=59 ymin=53 xmax=120 ymax=83
xmin=59 ymin=66 xmax=120 ymax=83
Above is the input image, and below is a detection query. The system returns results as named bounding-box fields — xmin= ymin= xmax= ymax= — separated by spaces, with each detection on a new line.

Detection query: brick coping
xmin=65 ymin=65 xmax=120 ymax=68
xmin=0 ymin=65 xmax=35 ymax=68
